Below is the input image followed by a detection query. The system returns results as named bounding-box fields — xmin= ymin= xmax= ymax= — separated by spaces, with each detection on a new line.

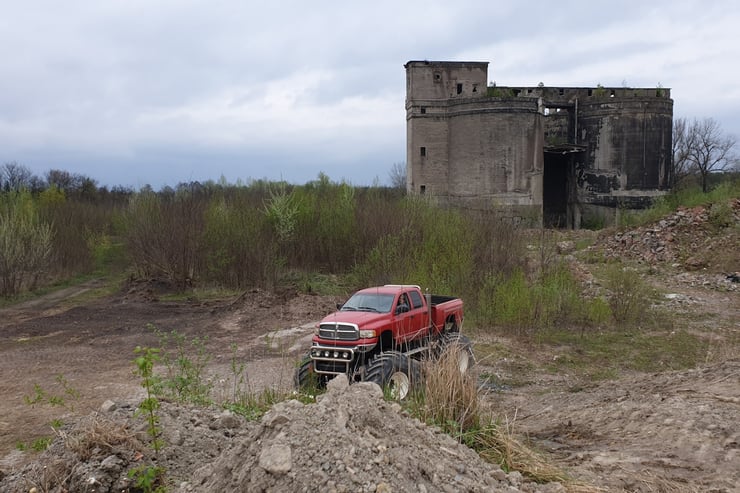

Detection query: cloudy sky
xmin=2 ymin=0 xmax=738 ymax=189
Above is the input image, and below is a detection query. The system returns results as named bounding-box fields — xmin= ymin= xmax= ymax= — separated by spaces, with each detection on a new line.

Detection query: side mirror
xmin=336 ymin=303 xmax=344 ymax=310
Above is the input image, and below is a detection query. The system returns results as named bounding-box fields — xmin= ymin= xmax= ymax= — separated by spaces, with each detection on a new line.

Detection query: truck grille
xmin=318 ymin=323 xmax=359 ymax=341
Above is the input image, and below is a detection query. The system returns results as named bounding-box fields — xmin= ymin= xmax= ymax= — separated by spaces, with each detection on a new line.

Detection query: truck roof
xmin=356 ymin=285 xmax=420 ymax=295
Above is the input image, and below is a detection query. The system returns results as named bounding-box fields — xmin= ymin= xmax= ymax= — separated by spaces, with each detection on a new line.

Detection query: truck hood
xmin=320 ymin=310 xmax=389 ymax=328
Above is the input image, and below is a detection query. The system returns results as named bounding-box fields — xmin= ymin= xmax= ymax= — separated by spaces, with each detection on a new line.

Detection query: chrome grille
xmin=318 ymin=323 xmax=359 ymax=341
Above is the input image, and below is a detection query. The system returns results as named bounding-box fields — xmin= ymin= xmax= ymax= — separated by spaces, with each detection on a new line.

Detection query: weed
xmin=24 ymin=374 xmax=81 ymax=411
xmin=132 ymin=346 xmax=164 ymax=456
xmin=150 ymin=325 xmax=213 ymax=405
xmin=31 ymin=436 xmax=53 ymax=452
xmin=128 ymin=464 xmax=167 ymax=493
xmin=131 ymin=345 xmax=167 ymax=492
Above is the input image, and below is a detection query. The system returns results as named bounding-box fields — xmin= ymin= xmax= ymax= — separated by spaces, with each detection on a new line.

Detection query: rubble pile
xmin=597 ymin=198 xmax=740 ymax=273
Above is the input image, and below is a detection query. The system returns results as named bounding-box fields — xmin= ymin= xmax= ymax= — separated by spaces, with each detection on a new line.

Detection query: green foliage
xmin=593 ymin=83 xmax=607 ymax=97
xmin=128 ymin=464 xmax=167 ymax=493
xmin=132 ymin=346 xmax=164 ymax=455
xmin=476 ymin=264 xmax=610 ymax=335
xmin=24 ymin=374 xmax=80 ymax=411
xmin=601 ymin=264 xmax=655 ymax=325
xmin=149 ymin=326 xmax=213 ymax=405
xmin=224 ymin=387 xmax=286 ymax=421
xmin=0 ymin=190 xmax=53 ymax=296
xmin=15 ymin=437 xmax=53 ymax=453
xmin=620 ymin=180 xmax=740 ymax=229
xmin=201 ymin=193 xmax=276 ymax=288
xmin=31 ymin=436 xmax=53 ymax=452
xmin=486 ymin=86 xmax=515 ymax=98
xmin=707 ymin=200 xmax=734 ymax=228
xmin=263 ymin=181 xmax=298 ymax=243
xmin=353 ymin=197 xmax=508 ymax=302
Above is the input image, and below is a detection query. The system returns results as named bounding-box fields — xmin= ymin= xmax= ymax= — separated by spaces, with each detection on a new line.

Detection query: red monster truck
xmin=295 ymin=284 xmax=473 ymax=398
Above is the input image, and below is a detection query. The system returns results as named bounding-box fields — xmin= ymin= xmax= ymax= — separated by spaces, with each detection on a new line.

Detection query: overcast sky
xmin=2 ymin=0 xmax=738 ymax=189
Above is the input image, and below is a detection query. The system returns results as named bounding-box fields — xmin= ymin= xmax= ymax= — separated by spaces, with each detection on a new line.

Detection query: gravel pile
xmin=0 ymin=376 xmax=566 ymax=493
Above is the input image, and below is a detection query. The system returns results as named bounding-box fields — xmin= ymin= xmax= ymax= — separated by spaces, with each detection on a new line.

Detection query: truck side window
xmin=398 ymin=294 xmax=409 ymax=308
xmin=409 ymin=290 xmax=423 ymax=309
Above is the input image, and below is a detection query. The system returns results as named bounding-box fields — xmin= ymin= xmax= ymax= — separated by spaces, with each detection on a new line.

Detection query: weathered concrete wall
xmin=405 ymin=61 xmax=674 ymax=228
xmin=405 ymin=61 xmax=488 ymax=101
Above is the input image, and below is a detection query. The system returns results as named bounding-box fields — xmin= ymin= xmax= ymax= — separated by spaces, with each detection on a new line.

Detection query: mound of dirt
xmin=0 ymin=375 xmax=564 ymax=493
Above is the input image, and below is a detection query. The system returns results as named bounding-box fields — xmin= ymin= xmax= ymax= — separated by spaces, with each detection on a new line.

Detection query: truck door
xmin=394 ymin=290 xmax=426 ymax=343
xmin=407 ymin=289 xmax=427 ymax=338
xmin=393 ymin=292 xmax=415 ymax=343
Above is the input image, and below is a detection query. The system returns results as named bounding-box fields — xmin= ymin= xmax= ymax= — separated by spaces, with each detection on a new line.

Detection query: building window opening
xmin=559 ymin=88 xmax=564 ymax=95
xmin=588 ymin=89 xmax=593 ymax=96
xmin=420 ymin=185 xmax=426 ymax=194
xmin=420 ymin=107 xmax=426 ymax=114
xmin=434 ymin=73 xmax=441 ymax=82
xmin=610 ymin=89 xmax=615 ymax=97
xmin=472 ymin=85 xmax=478 ymax=93
xmin=420 ymin=146 xmax=426 ymax=157
xmin=456 ymin=83 xmax=463 ymax=95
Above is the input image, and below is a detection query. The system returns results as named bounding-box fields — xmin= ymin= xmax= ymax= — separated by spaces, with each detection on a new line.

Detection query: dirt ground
xmin=0 ymin=258 xmax=738 ymax=491
xmin=479 ymin=269 xmax=739 ymax=492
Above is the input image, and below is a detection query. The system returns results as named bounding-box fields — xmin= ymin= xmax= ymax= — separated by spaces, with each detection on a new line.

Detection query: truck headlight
xmin=359 ymin=329 xmax=376 ymax=338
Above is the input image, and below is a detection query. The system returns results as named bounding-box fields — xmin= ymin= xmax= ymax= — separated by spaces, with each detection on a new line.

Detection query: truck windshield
xmin=340 ymin=293 xmax=395 ymax=313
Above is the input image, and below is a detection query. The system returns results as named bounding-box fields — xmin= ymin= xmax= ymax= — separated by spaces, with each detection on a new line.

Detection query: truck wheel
xmin=438 ymin=332 xmax=475 ymax=374
xmin=364 ymin=351 xmax=420 ymax=400
xmin=294 ymin=354 xmax=323 ymax=391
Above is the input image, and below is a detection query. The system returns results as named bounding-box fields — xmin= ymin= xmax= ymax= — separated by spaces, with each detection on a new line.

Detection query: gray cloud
xmin=1 ymin=0 xmax=738 ymax=188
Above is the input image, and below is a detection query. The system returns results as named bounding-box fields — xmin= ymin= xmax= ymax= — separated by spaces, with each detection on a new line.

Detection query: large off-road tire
xmin=436 ymin=332 xmax=475 ymax=375
xmin=364 ymin=351 xmax=421 ymax=400
xmin=294 ymin=354 xmax=324 ymax=391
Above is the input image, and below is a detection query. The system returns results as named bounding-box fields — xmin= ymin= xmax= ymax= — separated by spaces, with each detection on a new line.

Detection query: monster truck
xmin=294 ymin=284 xmax=473 ymax=398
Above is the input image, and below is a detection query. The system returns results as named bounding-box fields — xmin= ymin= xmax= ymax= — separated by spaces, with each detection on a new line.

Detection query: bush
xmin=0 ymin=191 xmax=53 ymax=296
xmin=602 ymin=264 xmax=654 ymax=325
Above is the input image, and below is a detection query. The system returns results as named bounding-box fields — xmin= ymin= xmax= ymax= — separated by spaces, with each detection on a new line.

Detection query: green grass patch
xmin=538 ymin=328 xmax=709 ymax=379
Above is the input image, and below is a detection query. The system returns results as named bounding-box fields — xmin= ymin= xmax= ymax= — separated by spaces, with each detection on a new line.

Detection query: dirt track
xmin=0 ymin=274 xmax=738 ymax=492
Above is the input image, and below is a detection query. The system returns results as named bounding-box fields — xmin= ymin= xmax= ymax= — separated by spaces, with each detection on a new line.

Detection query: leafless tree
xmin=686 ymin=118 xmax=737 ymax=192
xmin=672 ymin=117 xmax=695 ymax=183
xmin=673 ymin=117 xmax=737 ymax=191
xmin=388 ymin=162 xmax=407 ymax=191
xmin=1 ymin=162 xmax=34 ymax=191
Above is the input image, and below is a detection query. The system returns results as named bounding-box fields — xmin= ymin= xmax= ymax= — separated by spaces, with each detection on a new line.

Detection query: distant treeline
xmin=4 ymin=162 xmax=736 ymax=332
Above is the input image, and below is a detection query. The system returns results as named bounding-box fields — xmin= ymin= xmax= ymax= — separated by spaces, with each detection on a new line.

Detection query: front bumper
xmin=310 ymin=341 xmax=377 ymax=375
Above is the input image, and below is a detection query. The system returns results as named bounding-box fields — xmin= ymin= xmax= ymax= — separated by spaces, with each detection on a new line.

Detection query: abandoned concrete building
xmin=405 ymin=60 xmax=673 ymax=228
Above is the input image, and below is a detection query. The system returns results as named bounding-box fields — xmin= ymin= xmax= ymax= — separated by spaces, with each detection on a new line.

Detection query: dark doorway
xmin=543 ymin=145 xmax=583 ymax=228
xmin=543 ymin=152 xmax=569 ymax=228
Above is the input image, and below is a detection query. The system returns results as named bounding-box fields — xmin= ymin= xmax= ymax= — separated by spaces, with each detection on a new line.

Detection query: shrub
xmin=602 ymin=264 xmax=654 ymax=325
xmin=0 ymin=190 xmax=53 ymax=296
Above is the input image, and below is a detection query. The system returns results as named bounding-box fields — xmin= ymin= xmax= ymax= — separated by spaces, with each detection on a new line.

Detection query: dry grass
xmin=419 ymin=345 xmax=480 ymax=432
xmin=59 ymin=413 xmax=144 ymax=460
xmin=410 ymin=345 xmax=605 ymax=489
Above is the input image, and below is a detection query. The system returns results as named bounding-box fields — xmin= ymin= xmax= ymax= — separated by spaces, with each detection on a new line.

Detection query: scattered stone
xmin=258 ymin=443 xmax=292 ymax=475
